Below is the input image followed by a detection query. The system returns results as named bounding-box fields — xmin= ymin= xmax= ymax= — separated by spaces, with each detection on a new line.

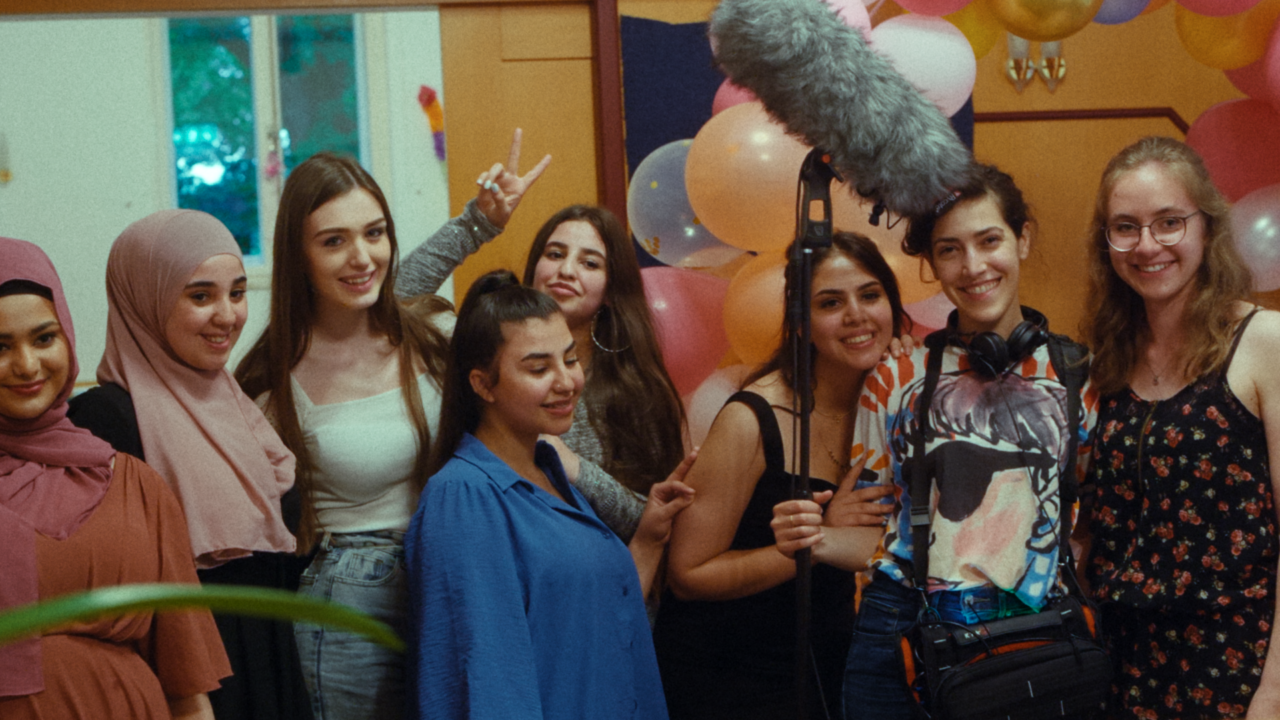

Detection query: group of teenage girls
xmin=0 ymin=131 xmax=1276 ymax=720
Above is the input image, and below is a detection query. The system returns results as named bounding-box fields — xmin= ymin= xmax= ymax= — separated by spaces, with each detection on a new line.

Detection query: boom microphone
xmin=709 ymin=0 xmax=973 ymax=218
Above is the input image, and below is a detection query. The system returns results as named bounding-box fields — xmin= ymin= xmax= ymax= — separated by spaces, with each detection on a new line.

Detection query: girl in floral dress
xmin=1083 ymin=136 xmax=1280 ymax=719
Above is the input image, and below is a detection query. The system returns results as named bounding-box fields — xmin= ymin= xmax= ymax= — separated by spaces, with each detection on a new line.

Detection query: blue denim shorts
xmin=295 ymin=531 xmax=407 ymax=720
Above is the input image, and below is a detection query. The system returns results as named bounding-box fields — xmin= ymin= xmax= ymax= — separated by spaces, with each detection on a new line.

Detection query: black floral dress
xmin=1088 ymin=312 xmax=1277 ymax=719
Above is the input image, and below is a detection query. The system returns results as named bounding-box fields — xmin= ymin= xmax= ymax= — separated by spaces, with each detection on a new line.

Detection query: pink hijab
xmin=98 ymin=210 xmax=296 ymax=568
xmin=0 ymin=238 xmax=115 ymax=697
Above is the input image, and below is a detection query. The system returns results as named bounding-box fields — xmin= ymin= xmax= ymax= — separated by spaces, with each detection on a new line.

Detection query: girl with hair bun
xmin=407 ymin=269 xmax=694 ymax=720
xmin=1083 ymin=136 xmax=1280 ymax=718
xmin=399 ymin=203 xmax=685 ymax=545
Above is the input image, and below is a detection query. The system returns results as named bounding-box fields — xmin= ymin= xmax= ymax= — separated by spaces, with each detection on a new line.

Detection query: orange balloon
xmin=1175 ymin=0 xmax=1280 ymax=70
xmin=686 ymin=102 xmax=811 ymax=253
xmin=1140 ymin=0 xmax=1171 ymax=14
xmin=945 ymin=0 xmax=1003 ymax=59
xmin=830 ymin=184 xmax=935 ymax=304
xmin=722 ymin=251 xmax=789 ymax=365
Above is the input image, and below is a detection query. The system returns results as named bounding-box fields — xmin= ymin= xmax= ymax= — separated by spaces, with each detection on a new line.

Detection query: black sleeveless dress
xmin=653 ymin=391 xmax=856 ymax=720
xmin=1087 ymin=310 xmax=1277 ymax=718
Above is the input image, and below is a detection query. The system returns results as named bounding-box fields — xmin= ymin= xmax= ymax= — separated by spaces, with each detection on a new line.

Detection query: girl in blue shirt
xmin=407 ymin=271 xmax=694 ymax=720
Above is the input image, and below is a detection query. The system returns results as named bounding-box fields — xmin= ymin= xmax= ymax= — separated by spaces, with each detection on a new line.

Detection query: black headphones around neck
xmin=945 ymin=307 xmax=1049 ymax=378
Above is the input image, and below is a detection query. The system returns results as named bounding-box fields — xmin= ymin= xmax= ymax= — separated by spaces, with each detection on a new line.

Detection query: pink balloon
xmin=683 ymin=364 xmax=752 ymax=449
xmin=903 ymin=292 xmax=954 ymax=337
xmin=897 ymin=0 xmax=972 ymax=15
xmin=1186 ymin=99 xmax=1280 ymax=201
xmin=870 ymin=15 xmax=977 ymax=117
xmin=642 ymin=267 xmax=731 ymax=396
xmin=1230 ymin=183 xmax=1280 ymax=291
xmin=1176 ymin=0 xmax=1262 ymax=16
xmin=1225 ymin=57 xmax=1271 ymax=101
xmin=822 ymin=0 xmax=873 ymax=37
xmin=711 ymin=79 xmax=758 ymax=116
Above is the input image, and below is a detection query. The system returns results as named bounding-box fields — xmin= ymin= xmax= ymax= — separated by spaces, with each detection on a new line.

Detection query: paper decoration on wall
xmin=1006 ymin=34 xmax=1067 ymax=92
xmin=418 ymin=86 xmax=446 ymax=161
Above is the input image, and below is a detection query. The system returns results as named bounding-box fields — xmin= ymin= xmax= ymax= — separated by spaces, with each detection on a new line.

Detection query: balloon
xmin=1175 ymin=0 xmax=1280 ymax=70
xmin=987 ymin=0 xmax=1105 ymax=41
xmin=628 ymin=140 xmax=736 ymax=266
xmin=1186 ymin=99 xmax=1280 ymax=201
xmin=683 ymin=364 xmax=753 ymax=449
xmin=711 ymin=80 xmax=757 ymax=116
xmin=1141 ymin=0 xmax=1172 ymax=12
xmin=869 ymin=15 xmax=977 ymax=117
xmin=1225 ymin=57 xmax=1272 ymax=102
xmin=829 ymin=184 xmax=937 ymax=305
xmin=1230 ymin=183 xmax=1280 ymax=291
xmin=1093 ymin=0 xmax=1150 ymax=24
xmin=903 ymin=292 xmax=955 ymax=336
xmin=685 ymin=102 xmax=811 ymax=253
xmin=642 ymin=266 xmax=731 ymax=396
xmin=1177 ymin=0 xmax=1261 ymax=16
xmin=945 ymin=0 xmax=1004 ymax=58
xmin=897 ymin=0 xmax=972 ymax=16
xmin=722 ymin=252 xmax=788 ymax=366
xmin=822 ymin=0 xmax=874 ymax=36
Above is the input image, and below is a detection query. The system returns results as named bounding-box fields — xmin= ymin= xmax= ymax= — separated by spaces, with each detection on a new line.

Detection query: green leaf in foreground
xmin=0 ymin=583 xmax=404 ymax=652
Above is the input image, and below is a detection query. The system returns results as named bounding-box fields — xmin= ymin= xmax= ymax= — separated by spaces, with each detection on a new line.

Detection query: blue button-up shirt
xmin=407 ymin=434 xmax=667 ymax=720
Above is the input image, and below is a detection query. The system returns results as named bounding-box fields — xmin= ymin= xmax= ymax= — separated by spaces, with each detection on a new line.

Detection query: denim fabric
xmin=841 ymin=573 xmax=921 ymax=720
xmin=927 ymin=585 xmax=1037 ymax=625
xmin=295 ymin=533 xmax=407 ymax=720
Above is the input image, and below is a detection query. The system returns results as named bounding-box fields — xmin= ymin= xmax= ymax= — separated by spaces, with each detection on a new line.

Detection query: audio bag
xmin=896 ymin=330 xmax=1110 ymax=720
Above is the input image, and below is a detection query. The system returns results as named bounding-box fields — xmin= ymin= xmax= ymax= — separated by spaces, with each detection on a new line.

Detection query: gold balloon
xmin=987 ymin=0 xmax=1104 ymax=42
xmin=945 ymin=0 xmax=1003 ymax=60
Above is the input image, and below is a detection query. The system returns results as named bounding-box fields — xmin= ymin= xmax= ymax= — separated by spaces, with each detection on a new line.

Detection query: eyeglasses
xmin=1104 ymin=211 xmax=1202 ymax=252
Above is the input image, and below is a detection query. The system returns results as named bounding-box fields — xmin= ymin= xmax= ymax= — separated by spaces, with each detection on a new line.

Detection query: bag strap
xmin=909 ymin=331 xmax=948 ymax=591
xmin=1045 ymin=334 xmax=1088 ymax=573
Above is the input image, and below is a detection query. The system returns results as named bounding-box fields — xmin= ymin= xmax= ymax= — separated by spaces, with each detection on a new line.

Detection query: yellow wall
xmin=971 ymin=5 xmax=1244 ymax=338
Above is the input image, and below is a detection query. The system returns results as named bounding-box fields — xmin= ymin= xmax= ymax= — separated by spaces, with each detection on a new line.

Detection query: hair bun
xmin=471 ymin=269 xmax=521 ymax=297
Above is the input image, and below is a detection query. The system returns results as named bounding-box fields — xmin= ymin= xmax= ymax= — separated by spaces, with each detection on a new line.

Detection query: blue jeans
xmin=295 ymin=531 xmax=407 ymax=720
xmin=842 ymin=572 xmax=921 ymax=720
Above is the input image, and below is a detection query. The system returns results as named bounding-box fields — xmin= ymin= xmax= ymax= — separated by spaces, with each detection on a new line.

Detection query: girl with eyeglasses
xmin=1082 ymin=136 xmax=1280 ymax=718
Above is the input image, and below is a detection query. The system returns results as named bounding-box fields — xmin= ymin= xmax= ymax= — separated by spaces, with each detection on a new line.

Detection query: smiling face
xmin=0 ymin=293 xmax=71 ymax=420
xmin=929 ymin=193 xmax=1030 ymax=337
xmin=471 ymin=314 xmax=584 ymax=440
xmin=810 ymin=252 xmax=896 ymax=376
xmin=1106 ymin=161 xmax=1206 ymax=312
xmin=164 ymin=253 xmax=247 ymax=371
xmin=529 ymin=220 xmax=609 ymax=331
xmin=303 ymin=188 xmax=392 ymax=317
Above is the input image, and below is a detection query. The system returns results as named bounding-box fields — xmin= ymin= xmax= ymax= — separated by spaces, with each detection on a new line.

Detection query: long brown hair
xmin=744 ymin=231 xmax=911 ymax=391
xmin=521 ymin=205 xmax=685 ymax=494
xmin=235 ymin=152 xmax=451 ymax=550
xmin=1082 ymin=137 xmax=1251 ymax=395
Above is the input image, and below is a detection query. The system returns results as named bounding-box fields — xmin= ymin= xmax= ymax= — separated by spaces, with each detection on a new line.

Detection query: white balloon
xmin=1231 ymin=183 xmax=1280 ymax=291
xmin=683 ymin=365 xmax=753 ymax=449
xmin=869 ymin=15 xmax=977 ymax=118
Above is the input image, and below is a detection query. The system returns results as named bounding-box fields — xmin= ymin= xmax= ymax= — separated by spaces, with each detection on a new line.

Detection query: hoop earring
xmin=591 ymin=306 xmax=630 ymax=354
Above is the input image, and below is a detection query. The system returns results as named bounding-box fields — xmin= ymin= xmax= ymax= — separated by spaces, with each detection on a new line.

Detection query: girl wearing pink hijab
xmin=0 ymin=236 xmax=229 ymax=719
xmin=68 ymin=210 xmax=309 ymax=720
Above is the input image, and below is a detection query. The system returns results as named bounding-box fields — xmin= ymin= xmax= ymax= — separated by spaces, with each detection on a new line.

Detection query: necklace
xmin=1145 ymin=351 xmax=1173 ymax=387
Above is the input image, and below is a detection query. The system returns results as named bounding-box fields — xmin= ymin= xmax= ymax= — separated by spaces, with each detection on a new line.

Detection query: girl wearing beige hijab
xmin=68 ymin=209 xmax=311 ymax=720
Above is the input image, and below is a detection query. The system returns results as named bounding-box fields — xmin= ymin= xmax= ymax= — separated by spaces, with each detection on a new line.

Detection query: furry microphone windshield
xmin=709 ymin=0 xmax=973 ymax=218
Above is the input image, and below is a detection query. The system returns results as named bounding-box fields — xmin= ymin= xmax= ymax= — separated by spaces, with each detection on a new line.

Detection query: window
xmin=169 ymin=14 xmax=361 ymax=263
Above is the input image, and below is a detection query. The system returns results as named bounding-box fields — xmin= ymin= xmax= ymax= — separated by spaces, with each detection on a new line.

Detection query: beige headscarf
xmin=99 ymin=210 xmax=296 ymax=568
